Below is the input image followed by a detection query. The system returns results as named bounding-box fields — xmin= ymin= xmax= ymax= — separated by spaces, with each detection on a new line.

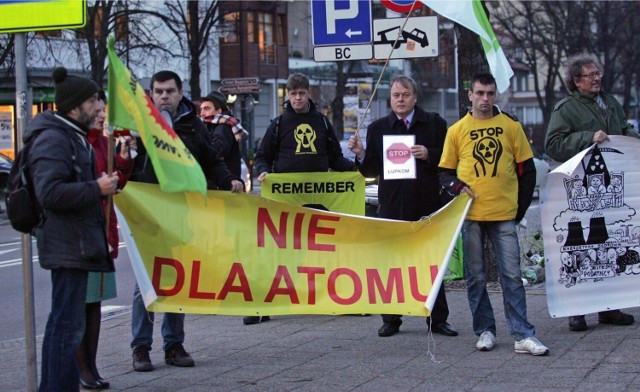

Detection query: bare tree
xmin=491 ymin=1 xmax=588 ymax=127
xmin=0 ymin=35 xmax=14 ymax=71
xmin=493 ymin=1 xmax=640 ymax=123
xmin=454 ymin=23 xmax=489 ymax=118
xmin=136 ymin=0 xmax=224 ymax=101
xmin=29 ymin=1 xmax=173 ymax=85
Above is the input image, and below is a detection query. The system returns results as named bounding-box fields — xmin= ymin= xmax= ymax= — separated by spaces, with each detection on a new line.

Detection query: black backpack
xmin=6 ymin=130 xmax=77 ymax=234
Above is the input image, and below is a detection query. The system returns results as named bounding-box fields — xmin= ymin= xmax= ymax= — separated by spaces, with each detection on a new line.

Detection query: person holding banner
xmin=251 ymin=72 xmax=356 ymax=326
xmin=129 ymin=71 xmax=244 ymax=372
xmin=438 ymin=72 xmax=549 ymax=356
xmin=545 ymin=54 xmax=638 ymax=332
xmin=200 ymin=91 xmax=248 ymax=180
xmin=348 ymin=75 xmax=458 ymax=338
xmin=28 ymin=67 xmax=120 ymax=391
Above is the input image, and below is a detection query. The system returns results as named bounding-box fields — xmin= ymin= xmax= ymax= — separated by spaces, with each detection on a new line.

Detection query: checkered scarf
xmin=202 ymin=114 xmax=249 ymax=139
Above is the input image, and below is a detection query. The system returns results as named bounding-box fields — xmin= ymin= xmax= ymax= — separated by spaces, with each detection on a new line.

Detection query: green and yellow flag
xmin=107 ymin=36 xmax=207 ymax=196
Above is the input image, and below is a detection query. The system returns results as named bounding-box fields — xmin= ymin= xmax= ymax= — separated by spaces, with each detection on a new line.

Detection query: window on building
xmin=221 ymin=12 xmax=239 ymax=43
xmin=445 ymin=91 xmax=457 ymax=110
xmin=247 ymin=12 xmax=255 ymax=43
xmin=258 ymin=12 xmax=275 ymax=64
xmin=514 ymin=106 xmax=543 ymax=125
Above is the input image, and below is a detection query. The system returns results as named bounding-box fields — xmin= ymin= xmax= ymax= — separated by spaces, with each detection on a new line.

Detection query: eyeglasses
xmin=580 ymin=71 xmax=602 ymax=80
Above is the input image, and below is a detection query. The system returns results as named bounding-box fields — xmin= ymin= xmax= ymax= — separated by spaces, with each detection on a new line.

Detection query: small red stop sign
xmin=387 ymin=143 xmax=411 ymax=164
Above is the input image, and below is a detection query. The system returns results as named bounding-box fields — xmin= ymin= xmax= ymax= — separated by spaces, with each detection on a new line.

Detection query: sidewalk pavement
xmin=3 ymin=286 xmax=640 ymax=391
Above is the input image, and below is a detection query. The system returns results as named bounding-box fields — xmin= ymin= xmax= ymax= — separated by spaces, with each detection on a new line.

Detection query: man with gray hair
xmin=546 ymin=54 xmax=638 ymax=331
xmin=349 ymin=74 xmax=457 ymax=338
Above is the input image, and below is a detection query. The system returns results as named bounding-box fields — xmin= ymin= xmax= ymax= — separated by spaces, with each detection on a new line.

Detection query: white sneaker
xmin=476 ymin=331 xmax=496 ymax=351
xmin=514 ymin=336 xmax=549 ymax=356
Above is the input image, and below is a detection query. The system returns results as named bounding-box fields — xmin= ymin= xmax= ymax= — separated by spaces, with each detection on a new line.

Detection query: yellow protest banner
xmin=115 ymin=182 xmax=470 ymax=316
xmin=261 ymin=171 xmax=365 ymax=215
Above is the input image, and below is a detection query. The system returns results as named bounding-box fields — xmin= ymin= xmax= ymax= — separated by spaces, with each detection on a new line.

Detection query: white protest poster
xmin=0 ymin=111 xmax=12 ymax=150
xmin=541 ymin=136 xmax=640 ymax=317
xmin=382 ymin=134 xmax=415 ymax=180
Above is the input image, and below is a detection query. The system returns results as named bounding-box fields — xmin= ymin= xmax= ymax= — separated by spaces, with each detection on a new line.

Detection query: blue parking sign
xmin=312 ymin=0 xmax=372 ymax=46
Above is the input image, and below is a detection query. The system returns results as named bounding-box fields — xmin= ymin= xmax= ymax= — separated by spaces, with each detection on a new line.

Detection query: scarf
xmin=202 ymin=114 xmax=249 ymax=139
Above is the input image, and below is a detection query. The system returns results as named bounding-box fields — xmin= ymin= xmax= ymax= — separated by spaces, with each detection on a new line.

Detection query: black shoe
xmin=165 ymin=343 xmax=195 ymax=367
xmin=80 ymin=376 xmax=107 ymax=390
xmin=243 ymin=316 xmax=271 ymax=325
xmin=568 ymin=315 xmax=587 ymax=331
xmin=378 ymin=320 xmax=402 ymax=337
xmin=429 ymin=321 xmax=459 ymax=337
xmin=92 ymin=369 xmax=109 ymax=389
xmin=132 ymin=346 xmax=153 ymax=372
xmin=598 ymin=310 xmax=635 ymax=326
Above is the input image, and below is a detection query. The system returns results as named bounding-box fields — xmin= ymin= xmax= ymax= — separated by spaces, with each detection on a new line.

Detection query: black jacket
xmin=130 ymin=97 xmax=239 ymax=190
xmin=26 ymin=110 xmax=112 ymax=272
xmin=254 ymin=99 xmax=355 ymax=174
xmin=207 ymin=110 xmax=242 ymax=178
xmin=357 ymin=107 xmax=447 ymax=220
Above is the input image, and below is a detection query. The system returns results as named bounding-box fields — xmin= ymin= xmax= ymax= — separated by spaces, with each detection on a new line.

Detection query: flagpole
xmin=354 ymin=1 xmax=417 ymax=142
xmin=104 ymin=120 xmax=113 ymax=234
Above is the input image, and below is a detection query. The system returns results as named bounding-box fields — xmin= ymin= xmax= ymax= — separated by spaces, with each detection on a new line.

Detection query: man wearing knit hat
xmin=200 ymin=91 xmax=248 ymax=180
xmin=26 ymin=67 xmax=120 ymax=391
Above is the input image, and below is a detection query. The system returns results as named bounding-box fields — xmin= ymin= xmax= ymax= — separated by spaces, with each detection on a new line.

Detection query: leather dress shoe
xmin=429 ymin=321 xmax=459 ymax=336
xmin=79 ymin=376 xmax=108 ymax=390
xmin=598 ymin=310 xmax=634 ymax=326
xmin=568 ymin=315 xmax=587 ymax=331
xmin=243 ymin=316 xmax=271 ymax=325
xmin=378 ymin=320 xmax=402 ymax=337
xmin=95 ymin=378 xmax=109 ymax=389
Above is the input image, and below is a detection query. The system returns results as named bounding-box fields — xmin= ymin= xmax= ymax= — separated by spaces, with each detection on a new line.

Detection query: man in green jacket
xmin=545 ymin=53 xmax=638 ymax=332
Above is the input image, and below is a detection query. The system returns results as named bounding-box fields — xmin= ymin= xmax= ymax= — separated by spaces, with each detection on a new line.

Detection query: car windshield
xmin=0 ymin=153 xmax=12 ymax=164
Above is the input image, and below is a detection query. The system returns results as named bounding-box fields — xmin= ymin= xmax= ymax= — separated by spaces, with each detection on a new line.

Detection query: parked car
xmin=241 ymin=158 xmax=252 ymax=193
xmin=0 ymin=152 xmax=13 ymax=192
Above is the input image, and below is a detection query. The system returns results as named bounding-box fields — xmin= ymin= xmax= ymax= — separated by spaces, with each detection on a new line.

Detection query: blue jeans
xmin=39 ymin=269 xmax=88 ymax=392
xmin=462 ymin=220 xmax=535 ymax=341
xmin=131 ymin=283 xmax=184 ymax=351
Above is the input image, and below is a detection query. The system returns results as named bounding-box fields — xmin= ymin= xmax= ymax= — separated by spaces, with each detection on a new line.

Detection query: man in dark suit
xmin=348 ymin=75 xmax=457 ymax=338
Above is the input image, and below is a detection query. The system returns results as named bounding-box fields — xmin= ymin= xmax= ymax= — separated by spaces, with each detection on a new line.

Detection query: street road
xmin=0 ymin=221 xmax=136 ymax=343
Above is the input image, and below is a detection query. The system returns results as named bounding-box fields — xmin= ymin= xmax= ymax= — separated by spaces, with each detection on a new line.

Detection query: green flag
xmin=107 ymin=36 xmax=207 ymax=196
xmin=423 ymin=0 xmax=513 ymax=93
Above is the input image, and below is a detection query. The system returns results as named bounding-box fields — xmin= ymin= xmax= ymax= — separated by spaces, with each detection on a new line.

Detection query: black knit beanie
xmin=52 ymin=67 xmax=100 ymax=114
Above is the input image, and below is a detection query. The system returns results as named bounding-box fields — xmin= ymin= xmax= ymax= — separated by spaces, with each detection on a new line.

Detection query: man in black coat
xmin=200 ymin=91 xmax=247 ymax=180
xmin=348 ymin=75 xmax=458 ymax=338
xmin=28 ymin=67 xmax=120 ymax=391
xmin=130 ymin=71 xmax=243 ymax=373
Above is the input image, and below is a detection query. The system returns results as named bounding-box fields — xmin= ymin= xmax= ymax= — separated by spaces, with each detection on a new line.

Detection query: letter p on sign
xmin=326 ymin=0 xmax=359 ymax=34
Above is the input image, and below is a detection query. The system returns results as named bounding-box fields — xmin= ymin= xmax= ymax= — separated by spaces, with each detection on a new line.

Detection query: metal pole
xmin=15 ymin=32 xmax=38 ymax=392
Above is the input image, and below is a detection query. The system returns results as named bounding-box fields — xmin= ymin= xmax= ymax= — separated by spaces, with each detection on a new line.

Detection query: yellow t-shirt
xmin=439 ymin=112 xmax=533 ymax=221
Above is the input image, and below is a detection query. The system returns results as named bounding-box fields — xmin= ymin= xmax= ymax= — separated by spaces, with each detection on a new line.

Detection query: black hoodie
xmin=254 ymin=99 xmax=355 ymax=175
